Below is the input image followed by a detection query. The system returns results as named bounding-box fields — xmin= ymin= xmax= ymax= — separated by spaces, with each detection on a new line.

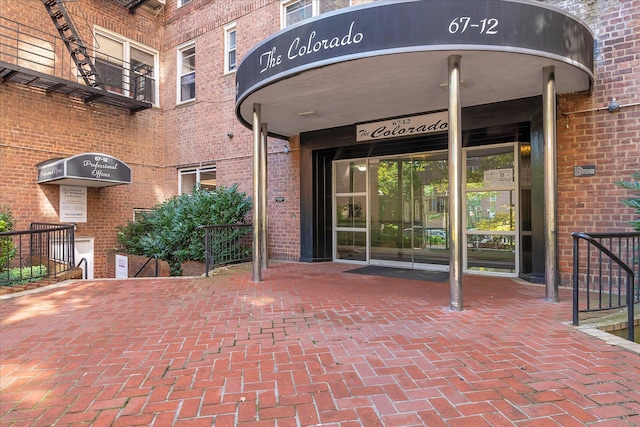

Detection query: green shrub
xmin=0 ymin=265 xmax=47 ymax=287
xmin=117 ymin=184 xmax=252 ymax=275
xmin=0 ymin=206 xmax=17 ymax=272
xmin=618 ymin=172 xmax=640 ymax=231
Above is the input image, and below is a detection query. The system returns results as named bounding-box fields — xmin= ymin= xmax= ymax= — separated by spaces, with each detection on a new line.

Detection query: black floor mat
xmin=345 ymin=266 xmax=448 ymax=282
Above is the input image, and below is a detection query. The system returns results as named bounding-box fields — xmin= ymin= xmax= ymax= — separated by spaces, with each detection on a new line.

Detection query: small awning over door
xmin=37 ymin=153 xmax=132 ymax=188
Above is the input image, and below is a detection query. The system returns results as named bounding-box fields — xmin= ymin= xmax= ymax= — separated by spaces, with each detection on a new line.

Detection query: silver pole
xmin=260 ymin=122 xmax=269 ymax=270
xmin=252 ymin=103 xmax=262 ymax=282
xmin=448 ymin=55 xmax=463 ymax=311
xmin=543 ymin=66 xmax=559 ymax=302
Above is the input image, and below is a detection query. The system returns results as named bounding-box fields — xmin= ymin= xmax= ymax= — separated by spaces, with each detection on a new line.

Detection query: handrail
xmin=1 ymin=223 xmax=75 ymax=287
xmin=572 ymin=232 xmax=635 ymax=277
xmin=572 ymin=231 xmax=638 ymax=342
xmin=197 ymin=224 xmax=252 ymax=276
xmin=133 ymin=254 xmax=159 ymax=278
xmin=76 ymin=257 xmax=88 ymax=280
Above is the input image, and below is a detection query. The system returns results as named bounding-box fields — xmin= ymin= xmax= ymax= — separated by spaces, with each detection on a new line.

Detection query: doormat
xmin=345 ymin=266 xmax=448 ymax=282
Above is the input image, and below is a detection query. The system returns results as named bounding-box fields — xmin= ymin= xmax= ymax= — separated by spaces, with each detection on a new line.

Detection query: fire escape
xmin=0 ymin=0 xmax=153 ymax=113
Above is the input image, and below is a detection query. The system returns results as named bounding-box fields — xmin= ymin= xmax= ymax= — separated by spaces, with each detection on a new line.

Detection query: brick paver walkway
xmin=1 ymin=262 xmax=639 ymax=426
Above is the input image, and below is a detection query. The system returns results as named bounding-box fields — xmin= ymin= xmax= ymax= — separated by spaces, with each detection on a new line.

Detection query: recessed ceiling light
xmin=298 ymin=111 xmax=321 ymax=118
xmin=438 ymin=79 xmax=476 ymax=90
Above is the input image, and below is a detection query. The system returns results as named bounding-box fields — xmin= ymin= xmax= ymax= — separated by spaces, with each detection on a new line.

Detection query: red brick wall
xmin=546 ymin=0 xmax=640 ymax=285
xmin=161 ymin=0 xmax=301 ymax=261
xmin=3 ymin=0 xmax=638 ymax=280
xmin=0 ymin=0 xmax=168 ymax=278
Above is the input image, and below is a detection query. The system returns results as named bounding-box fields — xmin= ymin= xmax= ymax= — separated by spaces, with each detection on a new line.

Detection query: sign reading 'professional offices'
xmin=37 ymin=153 xmax=132 ymax=186
xmin=235 ymin=0 xmax=594 ymax=107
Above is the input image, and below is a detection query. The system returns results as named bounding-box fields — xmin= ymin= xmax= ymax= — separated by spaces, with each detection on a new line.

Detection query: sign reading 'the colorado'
xmin=357 ymin=112 xmax=448 ymax=142
xmin=259 ymin=21 xmax=363 ymax=74
xmin=236 ymin=0 xmax=594 ymax=106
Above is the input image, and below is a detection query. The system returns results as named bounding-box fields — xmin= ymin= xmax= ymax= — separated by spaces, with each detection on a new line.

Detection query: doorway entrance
xmin=333 ymin=143 xmax=522 ymax=276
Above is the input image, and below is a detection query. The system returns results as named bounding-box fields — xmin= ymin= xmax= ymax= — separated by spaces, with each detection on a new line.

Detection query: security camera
xmin=226 ymin=132 xmax=234 ymax=138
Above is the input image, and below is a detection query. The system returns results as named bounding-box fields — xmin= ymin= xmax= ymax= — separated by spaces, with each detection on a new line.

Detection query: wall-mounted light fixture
xmin=607 ymin=98 xmax=620 ymax=113
xmin=283 ymin=145 xmax=290 ymax=154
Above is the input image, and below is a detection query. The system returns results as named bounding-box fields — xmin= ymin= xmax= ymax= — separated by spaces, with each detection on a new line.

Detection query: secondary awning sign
xmin=37 ymin=153 xmax=132 ymax=188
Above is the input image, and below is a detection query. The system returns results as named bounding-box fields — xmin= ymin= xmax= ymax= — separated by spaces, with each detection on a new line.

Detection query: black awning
xmin=235 ymin=0 xmax=594 ymax=138
xmin=37 ymin=153 xmax=132 ymax=188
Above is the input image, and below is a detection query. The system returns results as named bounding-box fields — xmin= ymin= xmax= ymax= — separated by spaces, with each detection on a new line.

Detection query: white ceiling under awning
xmin=235 ymin=0 xmax=594 ymax=139
xmin=238 ymin=49 xmax=591 ymax=138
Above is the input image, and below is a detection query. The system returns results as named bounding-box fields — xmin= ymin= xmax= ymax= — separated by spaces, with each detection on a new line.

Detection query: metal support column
xmin=252 ymin=104 xmax=262 ymax=282
xmin=543 ymin=66 xmax=559 ymax=302
xmin=448 ymin=55 xmax=463 ymax=311
xmin=260 ymin=122 xmax=269 ymax=270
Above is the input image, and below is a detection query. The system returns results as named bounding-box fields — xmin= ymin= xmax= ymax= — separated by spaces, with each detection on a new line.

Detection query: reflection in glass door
xmin=368 ymin=153 xmax=449 ymax=269
xmin=464 ymin=144 xmax=518 ymax=274
xmin=333 ymin=145 xmax=519 ymax=275
xmin=334 ymin=161 xmax=368 ymax=262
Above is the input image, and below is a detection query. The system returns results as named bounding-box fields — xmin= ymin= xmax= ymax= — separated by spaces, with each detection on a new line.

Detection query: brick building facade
xmin=1 ymin=0 xmax=638 ymax=289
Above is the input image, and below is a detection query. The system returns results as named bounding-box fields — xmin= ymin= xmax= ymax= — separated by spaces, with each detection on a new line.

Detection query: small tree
xmin=0 ymin=206 xmax=17 ymax=272
xmin=117 ymin=184 xmax=252 ymax=275
xmin=618 ymin=172 xmax=640 ymax=231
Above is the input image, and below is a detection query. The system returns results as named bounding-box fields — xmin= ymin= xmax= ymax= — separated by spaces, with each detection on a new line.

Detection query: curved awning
xmin=236 ymin=0 xmax=594 ymax=139
xmin=37 ymin=153 xmax=132 ymax=188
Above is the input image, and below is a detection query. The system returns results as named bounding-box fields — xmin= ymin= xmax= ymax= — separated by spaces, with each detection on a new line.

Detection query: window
xmin=179 ymin=166 xmax=216 ymax=195
xmin=178 ymin=42 xmax=196 ymax=103
xmin=94 ymin=29 xmax=158 ymax=104
xmin=281 ymin=0 xmax=350 ymax=28
xmin=133 ymin=208 xmax=153 ymax=222
xmin=224 ymin=24 xmax=237 ymax=74
xmin=178 ymin=0 xmax=192 ymax=7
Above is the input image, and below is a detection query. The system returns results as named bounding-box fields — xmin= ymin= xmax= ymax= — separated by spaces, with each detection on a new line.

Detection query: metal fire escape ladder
xmin=42 ymin=0 xmax=104 ymax=90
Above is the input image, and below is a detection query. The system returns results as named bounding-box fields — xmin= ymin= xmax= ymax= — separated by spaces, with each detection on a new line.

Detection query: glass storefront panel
xmin=465 ymin=145 xmax=517 ymax=274
xmin=333 ymin=143 xmax=519 ymax=275
xmin=467 ymin=234 xmax=516 ymax=272
xmin=335 ymin=161 xmax=366 ymax=193
xmin=410 ymin=155 xmax=449 ymax=266
xmin=335 ymin=196 xmax=367 ymax=228
xmin=336 ymin=231 xmax=366 ymax=261
xmin=466 ymin=191 xmax=515 ymax=232
xmin=368 ymin=154 xmax=449 ymax=267
xmin=369 ymin=159 xmax=412 ymax=263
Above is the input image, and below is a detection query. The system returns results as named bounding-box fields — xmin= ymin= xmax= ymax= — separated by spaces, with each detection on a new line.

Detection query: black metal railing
xmin=76 ymin=257 xmax=88 ymax=280
xmin=0 ymin=223 xmax=75 ymax=287
xmin=133 ymin=254 xmax=159 ymax=277
xmin=197 ymin=224 xmax=253 ymax=277
xmin=0 ymin=16 xmax=154 ymax=106
xmin=572 ymin=232 xmax=640 ymax=341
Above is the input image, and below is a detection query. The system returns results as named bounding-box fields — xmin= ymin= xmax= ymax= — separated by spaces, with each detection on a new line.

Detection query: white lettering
xmin=284 ymin=21 xmax=364 ymax=61
xmin=259 ymin=47 xmax=282 ymax=73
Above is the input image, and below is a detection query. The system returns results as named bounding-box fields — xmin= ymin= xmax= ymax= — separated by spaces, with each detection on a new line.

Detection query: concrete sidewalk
xmin=1 ymin=262 xmax=639 ymax=426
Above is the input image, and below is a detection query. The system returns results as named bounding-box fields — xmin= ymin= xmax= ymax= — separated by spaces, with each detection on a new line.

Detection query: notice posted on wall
xmin=483 ymin=169 xmax=513 ymax=187
xmin=115 ymin=254 xmax=128 ymax=278
xmin=59 ymin=185 xmax=87 ymax=223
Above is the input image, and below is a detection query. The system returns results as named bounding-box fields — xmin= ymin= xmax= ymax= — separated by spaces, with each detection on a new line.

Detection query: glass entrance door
xmin=333 ymin=144 xmax=519 ymax=275
xmin=464 ymin=144 xmax=518 ymax=274
xmin=334 ymin=161 xmax=368 ymax=262
xmin=368 ymin=153 xmax=449 ymax=269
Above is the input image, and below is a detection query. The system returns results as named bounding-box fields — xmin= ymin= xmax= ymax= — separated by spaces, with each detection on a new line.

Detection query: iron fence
xmin=1 ymin=223 xmax=75 ymax=287
xmin=197 ymin=224 xmax=253 ymax=276
xmin=572 ymin=231 xmax=639 ymax=341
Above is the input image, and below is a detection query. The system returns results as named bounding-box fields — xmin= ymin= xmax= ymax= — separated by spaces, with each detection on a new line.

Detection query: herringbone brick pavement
xmin=1 ymin=262 xmax=639 ymax=426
